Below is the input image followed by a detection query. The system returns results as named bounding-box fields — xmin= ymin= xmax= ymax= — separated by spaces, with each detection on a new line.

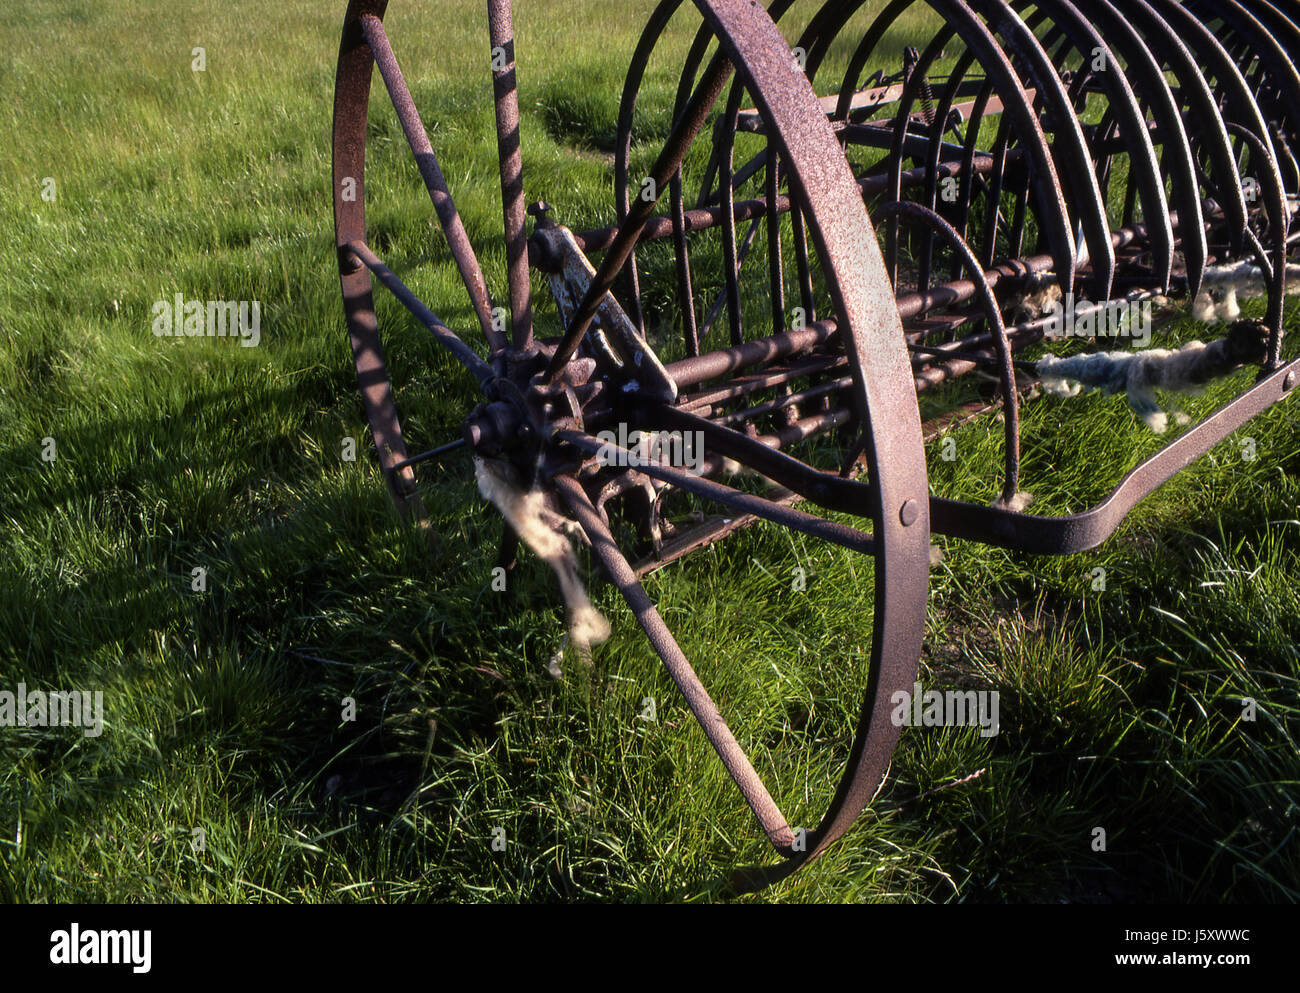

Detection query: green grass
xmin=1 ymin=0 xmax=1298 ymax=903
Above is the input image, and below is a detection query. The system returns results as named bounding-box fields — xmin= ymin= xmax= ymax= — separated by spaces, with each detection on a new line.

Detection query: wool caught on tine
xmin=332 ymin=0 xmax=1299 ymax=890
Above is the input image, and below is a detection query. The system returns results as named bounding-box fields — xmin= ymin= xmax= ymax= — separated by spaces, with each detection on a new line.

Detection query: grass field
xmin=1 ymin=0 xmax=1298 ymax=903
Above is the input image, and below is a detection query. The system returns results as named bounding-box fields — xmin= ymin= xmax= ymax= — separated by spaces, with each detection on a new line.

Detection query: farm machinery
xmin=332 ymin=0 xmax=1299 ymax=889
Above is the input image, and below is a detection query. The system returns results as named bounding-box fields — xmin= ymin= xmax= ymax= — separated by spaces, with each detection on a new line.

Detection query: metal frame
xmin=332 ymin=0 xmax=1298 ymax=892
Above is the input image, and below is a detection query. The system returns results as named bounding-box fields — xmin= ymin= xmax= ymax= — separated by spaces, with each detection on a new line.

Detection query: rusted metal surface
xmin=333 ymin=0 xmax=1299 ymax=891
xmin=487 ymin=0 xmax=534 ymax=354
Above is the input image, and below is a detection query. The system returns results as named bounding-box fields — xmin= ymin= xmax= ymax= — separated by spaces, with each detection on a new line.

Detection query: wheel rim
xmin=330 ymin=0 xmax=933 ymax=889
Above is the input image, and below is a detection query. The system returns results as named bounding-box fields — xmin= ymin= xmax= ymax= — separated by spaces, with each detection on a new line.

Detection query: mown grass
xmin=1 ymin=0 xmax=1298 ymax=903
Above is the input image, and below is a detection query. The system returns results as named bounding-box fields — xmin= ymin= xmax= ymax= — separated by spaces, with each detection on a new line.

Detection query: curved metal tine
xmin=966 ymin=0 xmax=1114 ymax=301
xmin=1225 ymin=123 xmax=1290 ymax=366
xmin=755 ymin=0 xmax=815 ymax=316
xmin=1213 ymin=0 xmax=1300 ymax=190
xmin=790 ymin=189 xmax=817 ymax=326
xmin=1006 ymin=178 xmax=1031 ymax=259
xmin=357 ymin=13 xmax=502 ymax=354
xmin=766 ymin=152 xmax=786 ymax=336
xmin=694 ymin=0 xmax=800 ymax=213
xmin=882 ymin=30 xmax=953 ymax=289
xmin=921 ymin=49 xmax=977 ymax=207
xmin=1183 ymin=0 xmax=1300 ymax=155
xmin=952 ymin=77 xmax=995 ymax=277
xmin=754 ymin=7 xmax=811 ymax=332
xmin=828 ymin=0 xmax=1078 ymax=300
xmin=345 ymin=240 xmax=496 ymax=383
xmin=805 ymin=0 xmax=909 ymax=115
xmin=1144 ymin=1 xmax=1279 ymax=240
xmin=697 ymin=145 xmax=769 ymax=210
xmin=719 ymin=78 xmax=746 ymax=347
xmin=981 ymin=116 xmax=1013 ymax=271
xmin=1117 ymin=2 xmax=1250 ymax=260
xmin=486 ymin=0 xmax=534 ymax=353
xmin=669 ymin=173 xmax=701 ymax=357
xmin=667 ymin=22 xmax=723 ymax=357
xmin=700 ymin=217 xmax=761 ymax=342
xmin=1090 ymin=112 xmax=1121 ymax=207
xmin=1241 ymin=0 xmax=1300 ymax=88
xmin=545 ymin=46 xmax=735 ymax=385
xmin=1014 ymin=0 xmax=1175 ymax=291
xmin=916 ymin=37 xmax=975 ymax=292
xmin=877 ymin=202 xmax=1021 ymax=503
xmin=755 ymin=0 xmax=816 ymax=320
xmin=616 ymin=0 xmax=690 ymax=335
xmin=1070 ymin=0 xmax=1207 ymax=295
xmin=553 ymin=474 xmax=798 ymax=854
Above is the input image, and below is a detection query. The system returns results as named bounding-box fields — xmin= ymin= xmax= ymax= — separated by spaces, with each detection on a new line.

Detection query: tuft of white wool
xmin=1220 ymin=287 xmax=1241 ymax=322
xmin=992 ymin=491 xmax=1035 ymax=513
xmin=546 ymin=639 xmax=567 ymax=681
xmin=1037 ymin=341 xmax=1220 ymax=434
xmin=1012 ymin=280 xmax=1063 ymax=324
xmin=1194 ymin=262 xmax=1300 ymax=323
xmin=475 ymin=457 xmax=611 ymax=670
xmin=1192 ymin=291 xmax=1217 ymax=322
xmin=1142 ymin=410 xmax=1169 ymax=434
xmin=568 ymin=604 xmax=612 ymax=652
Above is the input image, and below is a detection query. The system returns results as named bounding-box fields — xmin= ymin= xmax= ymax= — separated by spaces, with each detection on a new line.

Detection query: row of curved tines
xmin=595 ymin=0 xmax=1298 ymax=507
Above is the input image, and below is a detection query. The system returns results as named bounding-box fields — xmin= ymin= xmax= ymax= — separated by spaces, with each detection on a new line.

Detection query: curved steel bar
xmin=830 ymin=0 xmax=1081 ymax=299
xmin=688 ymin=0 xmax=932 ymax=878
xmin=875 ymin=201 xmax=1021 ymax=504
xmin=931 ymin=363 xmax=1300 ymax=553
xmin=1009 ymin=0 xmax=1174 ymax=290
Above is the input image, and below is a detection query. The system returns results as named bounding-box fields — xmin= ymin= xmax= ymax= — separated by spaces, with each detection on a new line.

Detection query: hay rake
xmin=333 ymin=0 xmax=1298 ymax=890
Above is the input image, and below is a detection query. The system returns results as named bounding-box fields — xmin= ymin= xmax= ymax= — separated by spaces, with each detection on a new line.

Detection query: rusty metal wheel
xmin=330 ymin=0 xmax=933 ymax=892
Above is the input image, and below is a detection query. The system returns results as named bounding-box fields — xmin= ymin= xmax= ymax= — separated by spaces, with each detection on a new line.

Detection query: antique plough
xmin=333 ymin=0 xmax=1299 ymax=889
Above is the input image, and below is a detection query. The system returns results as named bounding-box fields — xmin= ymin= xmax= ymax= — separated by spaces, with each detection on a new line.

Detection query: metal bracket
xmin=537 ymin=224 xmax=679 ymax=404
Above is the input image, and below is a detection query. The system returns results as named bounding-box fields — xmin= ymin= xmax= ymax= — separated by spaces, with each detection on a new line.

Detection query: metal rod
xmin=553 ymin=474 xmax=796 ymax=850
xmin=345 ymin=240 xmax=494 ymax=382
xmin=544 ymin=50 xmax=735 ymax=383
xmin=486 ymin=0 xmax=535 ymax=352
xmin=360 ymin=14 xmax=502 ymax=354
xmin=393 ymin=438 xmax=469 ymax=470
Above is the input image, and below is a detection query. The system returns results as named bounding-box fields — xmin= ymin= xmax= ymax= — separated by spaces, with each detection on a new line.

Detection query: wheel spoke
xmin=359 ymin=13 xmax=504 ymax=353
xmin=346 ymin=240 xmax=495 ymax=383
xmin=553 ymin=474 xmax=797 ymax=852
